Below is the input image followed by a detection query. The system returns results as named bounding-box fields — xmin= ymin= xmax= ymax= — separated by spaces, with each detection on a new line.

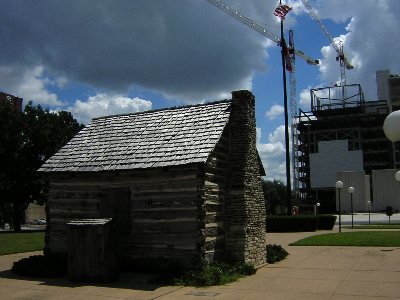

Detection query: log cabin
xmin=39 ymin=90 xmax=266 ymax=268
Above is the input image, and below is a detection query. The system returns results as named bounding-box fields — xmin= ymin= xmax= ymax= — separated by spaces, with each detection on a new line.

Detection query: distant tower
xmin=376 ymin=70 xmax=390 ymax=102
xmin=388 ymin=74 xmax=400 ymax=111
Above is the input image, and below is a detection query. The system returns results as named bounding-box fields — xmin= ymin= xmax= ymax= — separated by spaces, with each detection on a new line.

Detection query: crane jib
xmin=206 ymin=0 xmax=319 ymax=66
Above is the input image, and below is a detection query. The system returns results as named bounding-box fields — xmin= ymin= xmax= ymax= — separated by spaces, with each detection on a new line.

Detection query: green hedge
xmin=11 ymin=255 xmax=67 ymax=278
xmin=266 ymin=215 xmax=337 ymax=232
xmin=266 ymin=216 xmax=318 ymax=232
xmin=318 ymin=215 xmax=337 ymax=230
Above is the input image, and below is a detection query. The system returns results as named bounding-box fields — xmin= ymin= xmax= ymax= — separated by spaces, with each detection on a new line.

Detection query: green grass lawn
xmin=290 ymin=231 xmax=400 ymax=247
xmin=0 ymin=232 xmax=44 ymax=256
xmin=344 ymin=224 xmax=400 ymax=230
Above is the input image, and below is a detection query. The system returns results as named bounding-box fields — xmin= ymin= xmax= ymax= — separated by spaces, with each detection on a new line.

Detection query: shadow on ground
xmin=0 ymin=268 xmax=166 ymax=291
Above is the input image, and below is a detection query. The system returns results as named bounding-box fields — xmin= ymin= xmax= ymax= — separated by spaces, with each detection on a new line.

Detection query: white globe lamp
xmin=335 ymin=180 xmax=343 ymax=233
xmin=335 ymin=181 xmax=343 ymax=189
xmin=383 ymin=110 xmax=400 ymax=142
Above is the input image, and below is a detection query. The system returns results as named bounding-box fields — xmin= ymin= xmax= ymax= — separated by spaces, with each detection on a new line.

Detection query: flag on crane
xmin=274 ymin=4 xmax=292 ymax=20
xmin=281 ymin=38 xmax=293 ymax=72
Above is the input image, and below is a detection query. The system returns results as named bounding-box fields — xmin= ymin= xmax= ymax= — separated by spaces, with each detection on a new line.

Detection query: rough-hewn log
xmin=45 ymin=168 xmax=204 ymax=266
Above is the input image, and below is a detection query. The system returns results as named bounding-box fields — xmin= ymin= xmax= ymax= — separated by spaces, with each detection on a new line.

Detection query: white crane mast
xmin=300 ymin=0 xmax=353 ymax=87
xmin=288 ymin=30 xmax=300 ymax=200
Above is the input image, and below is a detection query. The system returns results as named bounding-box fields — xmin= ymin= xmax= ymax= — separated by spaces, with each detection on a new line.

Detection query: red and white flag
xmin=274 ymin=4 xmax=292 ymax=20
xmin=281 ymin=38 xmax=293 ymax=72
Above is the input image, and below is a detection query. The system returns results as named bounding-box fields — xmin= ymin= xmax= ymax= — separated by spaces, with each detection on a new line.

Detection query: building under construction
xmin=296 ymin=71 xmax=400 ymax=213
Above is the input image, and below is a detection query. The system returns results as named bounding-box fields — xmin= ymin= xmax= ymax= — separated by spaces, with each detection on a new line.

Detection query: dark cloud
xmin=0 ymin=0 xmax=274 ymax=101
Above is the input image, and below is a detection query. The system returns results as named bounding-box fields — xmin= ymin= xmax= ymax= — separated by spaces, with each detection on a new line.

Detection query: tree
xmin=0 ymin=100 xmax=23 ymax=229
xmin=0 ymin=100 xmax=84 ymax=231
xmin=261 ymin=179 xmax=287 ymax=215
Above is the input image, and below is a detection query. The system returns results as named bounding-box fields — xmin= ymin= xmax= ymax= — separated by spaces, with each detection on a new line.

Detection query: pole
xmin=280 ymin=6 xmax=292 ymax=216
xmin=369 ymin=209 xmax=370 ymax=224
xmin=368 ymin=201 xmax=371 ymax=224
xmin=392 ymin=142 xmax=396 ymax=168
xmin=350 ymin=193 xmax=353 ymax=229
xmin=338 ymin=189 xmax=342 ymax=233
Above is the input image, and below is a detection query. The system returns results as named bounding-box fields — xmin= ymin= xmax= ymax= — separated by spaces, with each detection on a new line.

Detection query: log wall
xmin=45 ymin=164 xmax=205 ymax=267
xmin=201 ymin=128 xmax=230 ymax=262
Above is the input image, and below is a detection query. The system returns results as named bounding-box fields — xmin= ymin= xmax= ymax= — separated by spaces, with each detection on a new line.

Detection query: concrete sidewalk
xmin=1 ymin=230 xmax=400 ymax=299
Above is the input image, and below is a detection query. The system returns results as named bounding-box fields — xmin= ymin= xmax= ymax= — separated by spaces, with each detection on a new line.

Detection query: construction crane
xmin=288 ymin=30 xmax=300 ymax=201
xmin=300 ymin=0 xmax=353 ymax=87
xmin=206 ymin=0 xmax=319 ymax=66
xmin=206 ymin=0 xmax=319 ymax=199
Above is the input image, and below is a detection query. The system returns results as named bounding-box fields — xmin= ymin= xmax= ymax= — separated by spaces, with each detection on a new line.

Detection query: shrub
xmin=318 ymin=215 xmax=337 ymax=230
xmin=120 ymin=256 xmax=186 ymax=284
xmin=119 ymin=256 xmax=184 ymax=275
xmin=266 ymin=244 xmax=288 ymax=264
xmin=266 ymin=215 xmax=318 ymax=232
xmin=11 ymin=255 xmax=67 ymax=278
xmin=175 ymin=261 xmax=256 ymax=287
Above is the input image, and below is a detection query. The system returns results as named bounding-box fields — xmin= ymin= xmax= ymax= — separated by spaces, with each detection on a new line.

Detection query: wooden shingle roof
xmin=39 ymin=100 xmax=232 ymax=172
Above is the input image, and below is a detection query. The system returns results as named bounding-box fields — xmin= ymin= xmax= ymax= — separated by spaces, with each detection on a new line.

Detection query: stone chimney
xmin=224 ymin=90 xmax=266 ymax=266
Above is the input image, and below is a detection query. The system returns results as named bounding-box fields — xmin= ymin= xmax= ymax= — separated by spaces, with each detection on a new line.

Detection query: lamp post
xmin=367 ymin=200 xmax=371 ymax=224
xmin=348 ymin=186 xmax=355 ymax=229
xmin=395 ymin=172 xmax=400 ymax=222
xmin=316 ymin=202 xmax=320 ymax=215
xmin=336 ymin=180 xmax=344 ymax=233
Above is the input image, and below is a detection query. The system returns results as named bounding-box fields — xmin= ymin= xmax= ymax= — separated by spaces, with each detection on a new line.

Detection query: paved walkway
xmin=1 ymin=230 xmax=400 ymax=299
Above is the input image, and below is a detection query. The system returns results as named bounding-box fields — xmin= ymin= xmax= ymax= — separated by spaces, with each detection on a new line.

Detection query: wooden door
xmin=100 ymin=187 xmax=131 ymax=235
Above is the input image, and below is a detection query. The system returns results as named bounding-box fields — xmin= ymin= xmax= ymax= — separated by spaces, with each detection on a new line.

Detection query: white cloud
xmin=314 ymin=0 xmax=400 ymax=100
xmin=265 ymin=104 xmax=284 ymax=120
xmin=256 ymin=126 xmax=287 ymax=181
xmin=68 ymin=94 xmax=152 ymax=124
xmin=299 ymin=88 xmax=311 ymax=107
xmin=268 ymin=125 xmax=286 ymax=144
xmin=0 ymin=65 xmax=62 ymax=106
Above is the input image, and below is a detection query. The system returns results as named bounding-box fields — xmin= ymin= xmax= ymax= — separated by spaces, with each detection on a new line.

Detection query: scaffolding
xmin=296 ymin=84 xmax=398 ymax=210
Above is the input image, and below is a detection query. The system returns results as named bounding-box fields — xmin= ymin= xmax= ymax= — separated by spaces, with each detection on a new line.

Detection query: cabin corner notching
xmin=39 ymin=90 xmax=266 ymax=269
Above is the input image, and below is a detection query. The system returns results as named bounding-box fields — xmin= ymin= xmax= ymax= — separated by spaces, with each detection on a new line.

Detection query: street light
xmin=383 ymin=110 xmax=400 ymax=142
xmin=367 ymin=200 xmax=371 ymax=224
xmin=348 ymin=186 xmax=355 ymax=229
xmin=336 ymin=180 xmax=344 ymax=233
xmin=316 ymin=202 xmax=320 ymax=215
xmin=395 ymin=170 xmax=400 ymax=182
xmin=383 ymin=110 xmax=400 ymax=168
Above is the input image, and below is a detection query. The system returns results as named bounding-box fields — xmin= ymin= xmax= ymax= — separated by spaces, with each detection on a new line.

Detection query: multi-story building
xmin=296 ymin=71 xmax=400 ymax=212
xmin=376 ymin=69 xmax=400 ymax=110
xmin=0 ymin=92 xmax=23 ymax=111
xmin=388 ymin=74 xmax=400 ymax=111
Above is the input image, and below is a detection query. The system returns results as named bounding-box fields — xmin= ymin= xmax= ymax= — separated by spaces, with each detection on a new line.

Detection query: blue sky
xmin=1 ymin=0 xmax=400 ymax=181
